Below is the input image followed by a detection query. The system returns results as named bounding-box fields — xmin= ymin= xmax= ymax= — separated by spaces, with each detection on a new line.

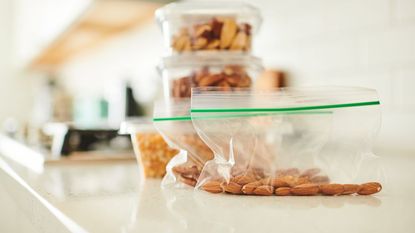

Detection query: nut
xmin=241 ymin=181 xmax=262 ymax=195
xmin=202 ymin=181 xmax=224 ymax=193
xmin=310 ymin=175 xmax=330 ymax=184
xmin=275 ymin=187 xmax=291 ymax=196
xmin=300 ymin=168 xmax=321 ymax=178
xmin=233 ymin=175 xmax=256 ymax=185
xmin=357 ymin=182 xmax=382 ymax=195
xmin=192 ymin=37 xmax=208 ymax=50
xmin=220 ymin=18 xmax=238 ymax=49
xmin=225 ymin=182 xmax=243 ymax=194
xmin=198 ymin=74 xmax=224 ymax=87
xmin=259 ymin=177 xmax=272 ymax=185
xmin=342 ymin=184 xmax=361 ymax=195
xmin=194 ymin=24 xmax=212 ymax=38
xmin=320 ymin=184 xmax=344 ymax=196
xmin=291 ymin=183 xmax=320 ymax=196
xmin=180 ymin=176 xmax=197 ymax=187
xmin=277 ymin=168 xmax=300 ymax=177
xmin=206 ymin=39 xmax=220 ymax=50
xmin=271 ymin=178 xmax=289 ymax=188
xmin=253 ymin=185 xmax=274 ymax=196
xmin=230 ymin=31 xmax=248 ymax=50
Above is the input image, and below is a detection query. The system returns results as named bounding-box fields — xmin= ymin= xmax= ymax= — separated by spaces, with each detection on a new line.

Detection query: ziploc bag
xmin=153 ymin=99 xmax=214 ymax=188
xmin=190 ymin=87 xmax=383 ymax=196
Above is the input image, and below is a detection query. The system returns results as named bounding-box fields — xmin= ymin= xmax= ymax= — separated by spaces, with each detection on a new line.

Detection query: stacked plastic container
xmin=155 ymin=1 xmax=264 ymax=99
xmin=148 ymin=1 xmax=265 ymax=187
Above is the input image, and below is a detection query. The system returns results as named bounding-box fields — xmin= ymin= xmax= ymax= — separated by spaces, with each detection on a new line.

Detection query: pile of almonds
xmin=172 ymin=17 xmax=251 ymax=52
xmin=172 ymin=65 xmax=252 ymax=97
xmin=175 ymin=167 xmax=382 ymax=196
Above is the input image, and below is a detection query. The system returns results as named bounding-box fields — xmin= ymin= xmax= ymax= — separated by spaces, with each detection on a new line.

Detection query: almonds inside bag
xmin=190 ymin=87 xmax=384 ymax=196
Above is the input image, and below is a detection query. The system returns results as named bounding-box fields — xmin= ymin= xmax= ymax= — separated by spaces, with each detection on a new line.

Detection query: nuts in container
xmin=156 ymin=1 xmax=261 ymax=53
xmin=120 ymin=118 xmax=178 ymax=178
xmin=158 ymin=54 xmax=263 ymax=98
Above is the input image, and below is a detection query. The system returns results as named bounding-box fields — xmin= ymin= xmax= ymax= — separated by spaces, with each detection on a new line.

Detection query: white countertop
xmin=1 ymin=146 xmax=415 ymax=233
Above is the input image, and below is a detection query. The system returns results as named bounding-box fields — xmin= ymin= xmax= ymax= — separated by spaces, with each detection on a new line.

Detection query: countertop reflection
xmin=1 ymin=150 xmax=415 ymax=233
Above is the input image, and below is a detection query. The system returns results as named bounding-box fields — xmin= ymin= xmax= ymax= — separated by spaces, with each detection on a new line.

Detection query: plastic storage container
xmin=158 ymin=53 xmax=264 ymax=98
xmin=155 ymin=1 xmax=262 ymax=54
xmin=120 ymin=118 xmax=179 ymax=178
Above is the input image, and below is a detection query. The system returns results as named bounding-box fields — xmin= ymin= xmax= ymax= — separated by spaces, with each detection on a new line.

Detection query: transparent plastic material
xmin=189 ymin=87 xmax=383 ymax=196
xmin=155 ymin=1 xmax=261 ymax=53
xmin=119 ymin=118 xmax=179 ymax=178
xmin=153 ymin=99 xmax=214 ymax=188
xmin=158 ymin=54 xmax=263 ymax=99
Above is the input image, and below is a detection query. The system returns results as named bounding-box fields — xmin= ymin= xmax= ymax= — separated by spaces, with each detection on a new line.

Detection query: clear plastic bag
xmin=190 ymin=86 xmax=384 ymax=196
xmin=153 ymin=99 xmax=214 ymax=188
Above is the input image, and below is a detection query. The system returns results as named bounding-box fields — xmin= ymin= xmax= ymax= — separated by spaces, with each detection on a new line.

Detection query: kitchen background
xmin=0 ymin=0 xmax=414 ymax=151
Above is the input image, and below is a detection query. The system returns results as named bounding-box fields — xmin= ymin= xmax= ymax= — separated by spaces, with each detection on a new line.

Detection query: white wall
xmin=0 ymin=0 xmax=36 ymax=126
xmin=59 ymin=0 xmax=415 ymax=150
xmin=252 ymin=0 xmax=415 ymax=150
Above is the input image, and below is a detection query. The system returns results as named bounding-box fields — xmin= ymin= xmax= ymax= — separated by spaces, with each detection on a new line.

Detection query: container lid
xmin=158 ymin=52 xmax=264 ymax=71
xmin=155 ymin=1 xmax=262 ymax=26
xmin=119 ymin=117 xmax=156 ymax=134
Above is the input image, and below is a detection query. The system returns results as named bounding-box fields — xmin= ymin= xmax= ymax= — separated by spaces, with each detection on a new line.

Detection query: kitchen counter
xmin=1 ymin=146 xmax=415 ymax=233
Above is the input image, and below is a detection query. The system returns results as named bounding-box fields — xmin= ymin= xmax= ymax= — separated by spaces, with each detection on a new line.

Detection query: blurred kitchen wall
xmin=0 ymin=0 xmax=36 ymax=125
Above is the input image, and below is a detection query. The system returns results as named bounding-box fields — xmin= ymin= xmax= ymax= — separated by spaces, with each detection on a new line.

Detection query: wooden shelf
xmin=30 ymin=0 xmax=163 ymax=70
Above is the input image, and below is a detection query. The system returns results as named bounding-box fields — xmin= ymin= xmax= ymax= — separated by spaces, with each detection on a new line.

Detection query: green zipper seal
xmin=191 ymin=101 xmax=380 ymax=113
xmin=153 ymin=116 xmax=191 ymax=122
xmin=153 ymin=111 xmax=331 ymax=122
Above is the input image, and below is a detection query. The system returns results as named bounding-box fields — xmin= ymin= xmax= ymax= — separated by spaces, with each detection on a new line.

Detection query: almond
xmin=300 ymin=168 xmax=321 ymax=178
xmin=271 ymin=178 xmax=289 ymax=188
xmin=180 ymin=176 xmax=197 ymax=187
xmin=259 ymin=177 xmax=272 ymax=185
xmin=238 ymin=75 xmax=252 ymax=87
xmin=225 ymin=182 xmax=242 ymax=194
xmin=310 ymin=175 xmax=330 ymax=184
xmin=342 ymin=184 xmax=361 ymax=195
xmin=275 ymin=187 xmax=291 ymax=196
xmin=357 ymin=182 xmax=382 ymax=195
xmin=230 ymin=31 xmax=248 ymax=50
xmin=320 ymin=184 xmax=344 ymax=196
xmin=172 ymin=35 xmax=189 ymax=51
xmin=253 ymin=185 xmax=274 ymax=196
xmin=225 ymin=75 xmax=242 ymax=86
xmin=192 ymin=37 xmax=208 ymax=50
xmin=291 ymin=183 xmax=319 ymax=196
xmin=194 ymin=24 xmax=212 ymax=38
xmin=293 ymin=177 xmax=310 ymax=186
xmin=198 ymin=74 xmax=224 ymax=86
xmin=242 ymin=181 xmax=261 ymax=195
xmin=202 ymin=180 xmax=223 ymax=193
xmin=234 ymin=175 xmax=256 ymax=185
xmin=220 ymin=18 xmax=237 ymax=49
xmin=206 ymin=39 xmax=220 ymax=50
